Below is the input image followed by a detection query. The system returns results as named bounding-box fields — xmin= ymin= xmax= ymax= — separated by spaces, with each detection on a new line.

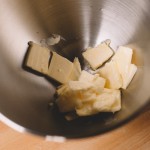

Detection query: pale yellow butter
xmin=56 ymin=86 xmax=76 ymax=112
xmin=75 ymin=88 xmax=121 ymax=116
xmin=25 ymin=41 xmax=138 ymax=117
xmin=82 ymin=43 xmax=114 ymax=70
xmin=76 ymin=102 xmax=98 ymax=116
xmin=56 ymin=85 xmax=68 ymax=95
xmin=79 ymin=70 xmax=106 ymax=93
xmin=55 ymin=44 xmax=138 ymax=117
xmin=112 ymin=46 xmax=137 ymax=89
xmin=56 ymin=80 xmax=93 ymax=112
xmin=26 ymin=42 xmax=75 ymax=84
xmin=56 ymin=72 xmax=106 ymax=113
xmin=123 ymin=64 xmax=137 ymax=89
xmin=25 ymin=42 xmax=50 ymax=74
xmin=67 ymin=80 xmax=97 ymax=103
xmin=79 ymin=70 xmax=97 ymax=82
xmin=93 ymin=88 xmax=121 ymax=113
xmin=47 ymin=52 xmax=73 ymax=84
xmin=98 ymin=60 xmax=122 ymax=89
xmin=68 ymin=80 xmax=93 ymax=91
xmin=69 ymin=57 xmax=81 ymax=81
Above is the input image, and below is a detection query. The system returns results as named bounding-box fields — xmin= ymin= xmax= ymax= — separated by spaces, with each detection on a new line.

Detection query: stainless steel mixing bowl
xmin=0 ymin=0 xmax=150 ymax=140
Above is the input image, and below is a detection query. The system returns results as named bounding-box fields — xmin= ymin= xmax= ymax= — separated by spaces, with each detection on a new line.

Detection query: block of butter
xmin=25 ymin=42 xmax=50 ymax=74
xmin=25 ymin=42 xmax=82 ymax=84
xmin=47 ymin=52 xmax=74 ymax=84
xmin=82 ymin=42 xmax=114 ymax=70
xmin=112 ymin=46 xmax=137 ymax=89
xmin=98 ymin=60 xmax=122 ymax=89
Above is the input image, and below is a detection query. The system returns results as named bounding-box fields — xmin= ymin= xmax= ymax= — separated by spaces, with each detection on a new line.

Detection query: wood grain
xmin=0 ymin=109 xmax=150 ymax=150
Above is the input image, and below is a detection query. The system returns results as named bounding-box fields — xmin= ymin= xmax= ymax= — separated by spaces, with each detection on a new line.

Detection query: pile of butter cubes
xmin=25 ymin=40 xmax=137 ymax=117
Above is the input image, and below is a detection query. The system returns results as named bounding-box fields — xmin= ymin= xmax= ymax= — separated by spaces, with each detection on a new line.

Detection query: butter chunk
xmin=82 ymin=42 xmax=114 ymax=70
xmin=79 ymin=70 xmax=106 ymax=92
xmin=76 ymin=102 xmax=98 ymax=116
xmin=56 ymin=80 xmax=98 ymax=112
xmin=74 ymin=57 xmax=82 ymax=73
xmin=92 ymin=76 xmax=106 ymax=93
xmin=112 ymin=46 xmax=137 ymax=89
xmin=123 ymin=64 xmax=137 ymax=89
xmin=56 ymin=82 xmax=83 ymax=112
xmin=93 ymin=88 xmax=121 ymax=113
xmin=56 ymin=86 xmax=77 ymax=112
xmin=68 ymin=81 xmax=97 ymax=103
xmin=56 ymin=78 xmax=121 ymax=114
xmin=69 ymin=57 xmax=81 ymax=81
xmin=68 ymin=80 xmax=93 ymax=91
xmin=56 ymin=85 xmax=68 ymax=95
xmin=79 ymin=70 xmax=97 ymax=82
xmin=76 ymin=88 xmax=121 ymax=116
xmin=98 ymin=60 xmax=122 ymax=89
xmin=25 ymin=42 xmax=50 ymax=74
xmin=56 ymin=81 xmax=93 ymax=112
xmin=47 ymin=52 xmax=73 ymax=84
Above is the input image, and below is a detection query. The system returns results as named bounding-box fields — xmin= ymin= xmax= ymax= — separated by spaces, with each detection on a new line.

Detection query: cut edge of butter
xmin=69 ymin=57 xmax=81 ymax=81
xmin=82 ymin=42 xmax=114 ymax=70
xmin=122 ymin=64 xmax=137 ymax=89
xmin=25 ymin=42 xmax=50 ymax=74
xmin=47 ymin=52 xmax=73 ymax=84
xmin=98 ymin=60 xmax=122 ymax=89
xmin=79 ymin=70 xmax=106 ymax=92
xmin=68 ymin=80 xmax=93 ymax=91
xmin=112 ymin=46 xmax=137 ymax=89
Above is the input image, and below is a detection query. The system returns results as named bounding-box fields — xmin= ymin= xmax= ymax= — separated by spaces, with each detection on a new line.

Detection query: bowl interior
xmin=0 ymin=0 xmax=150 ymax=138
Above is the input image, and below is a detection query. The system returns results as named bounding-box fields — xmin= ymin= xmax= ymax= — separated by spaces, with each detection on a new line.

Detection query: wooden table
xmin=0 ymin=109 xmax=150 ymax=150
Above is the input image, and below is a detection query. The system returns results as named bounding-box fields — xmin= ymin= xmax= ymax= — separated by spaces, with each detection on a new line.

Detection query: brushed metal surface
xmin=0 ymin=0 xmax=150 ymax=139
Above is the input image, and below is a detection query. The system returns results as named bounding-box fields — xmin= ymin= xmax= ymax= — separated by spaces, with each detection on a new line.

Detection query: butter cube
xmin=76 ymin=102 xmax=98 ymax=116
xmin=68 ymin=81 xmax=97 ymax=103
xmin=112 ymin=46 xmax=137 ymax=89
xmin=98 ymin=60 xmax=122 ymax=89
xmin=82 ymin=43 xmax=114 ymax=70
xmin=26 ymin=42 xmax=75 ymax=84
xmin=69 ymin=57 xmax=81 ymax=80
xmin=123 ymin=64 xmax=137 ymax=89
xmin=47 ymin=52 xmax=73 ymax=84
xmin=93 ymin=88 xmax=121 ymax=113
xmin=25 ymin=42 xmax=50 ymax=74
